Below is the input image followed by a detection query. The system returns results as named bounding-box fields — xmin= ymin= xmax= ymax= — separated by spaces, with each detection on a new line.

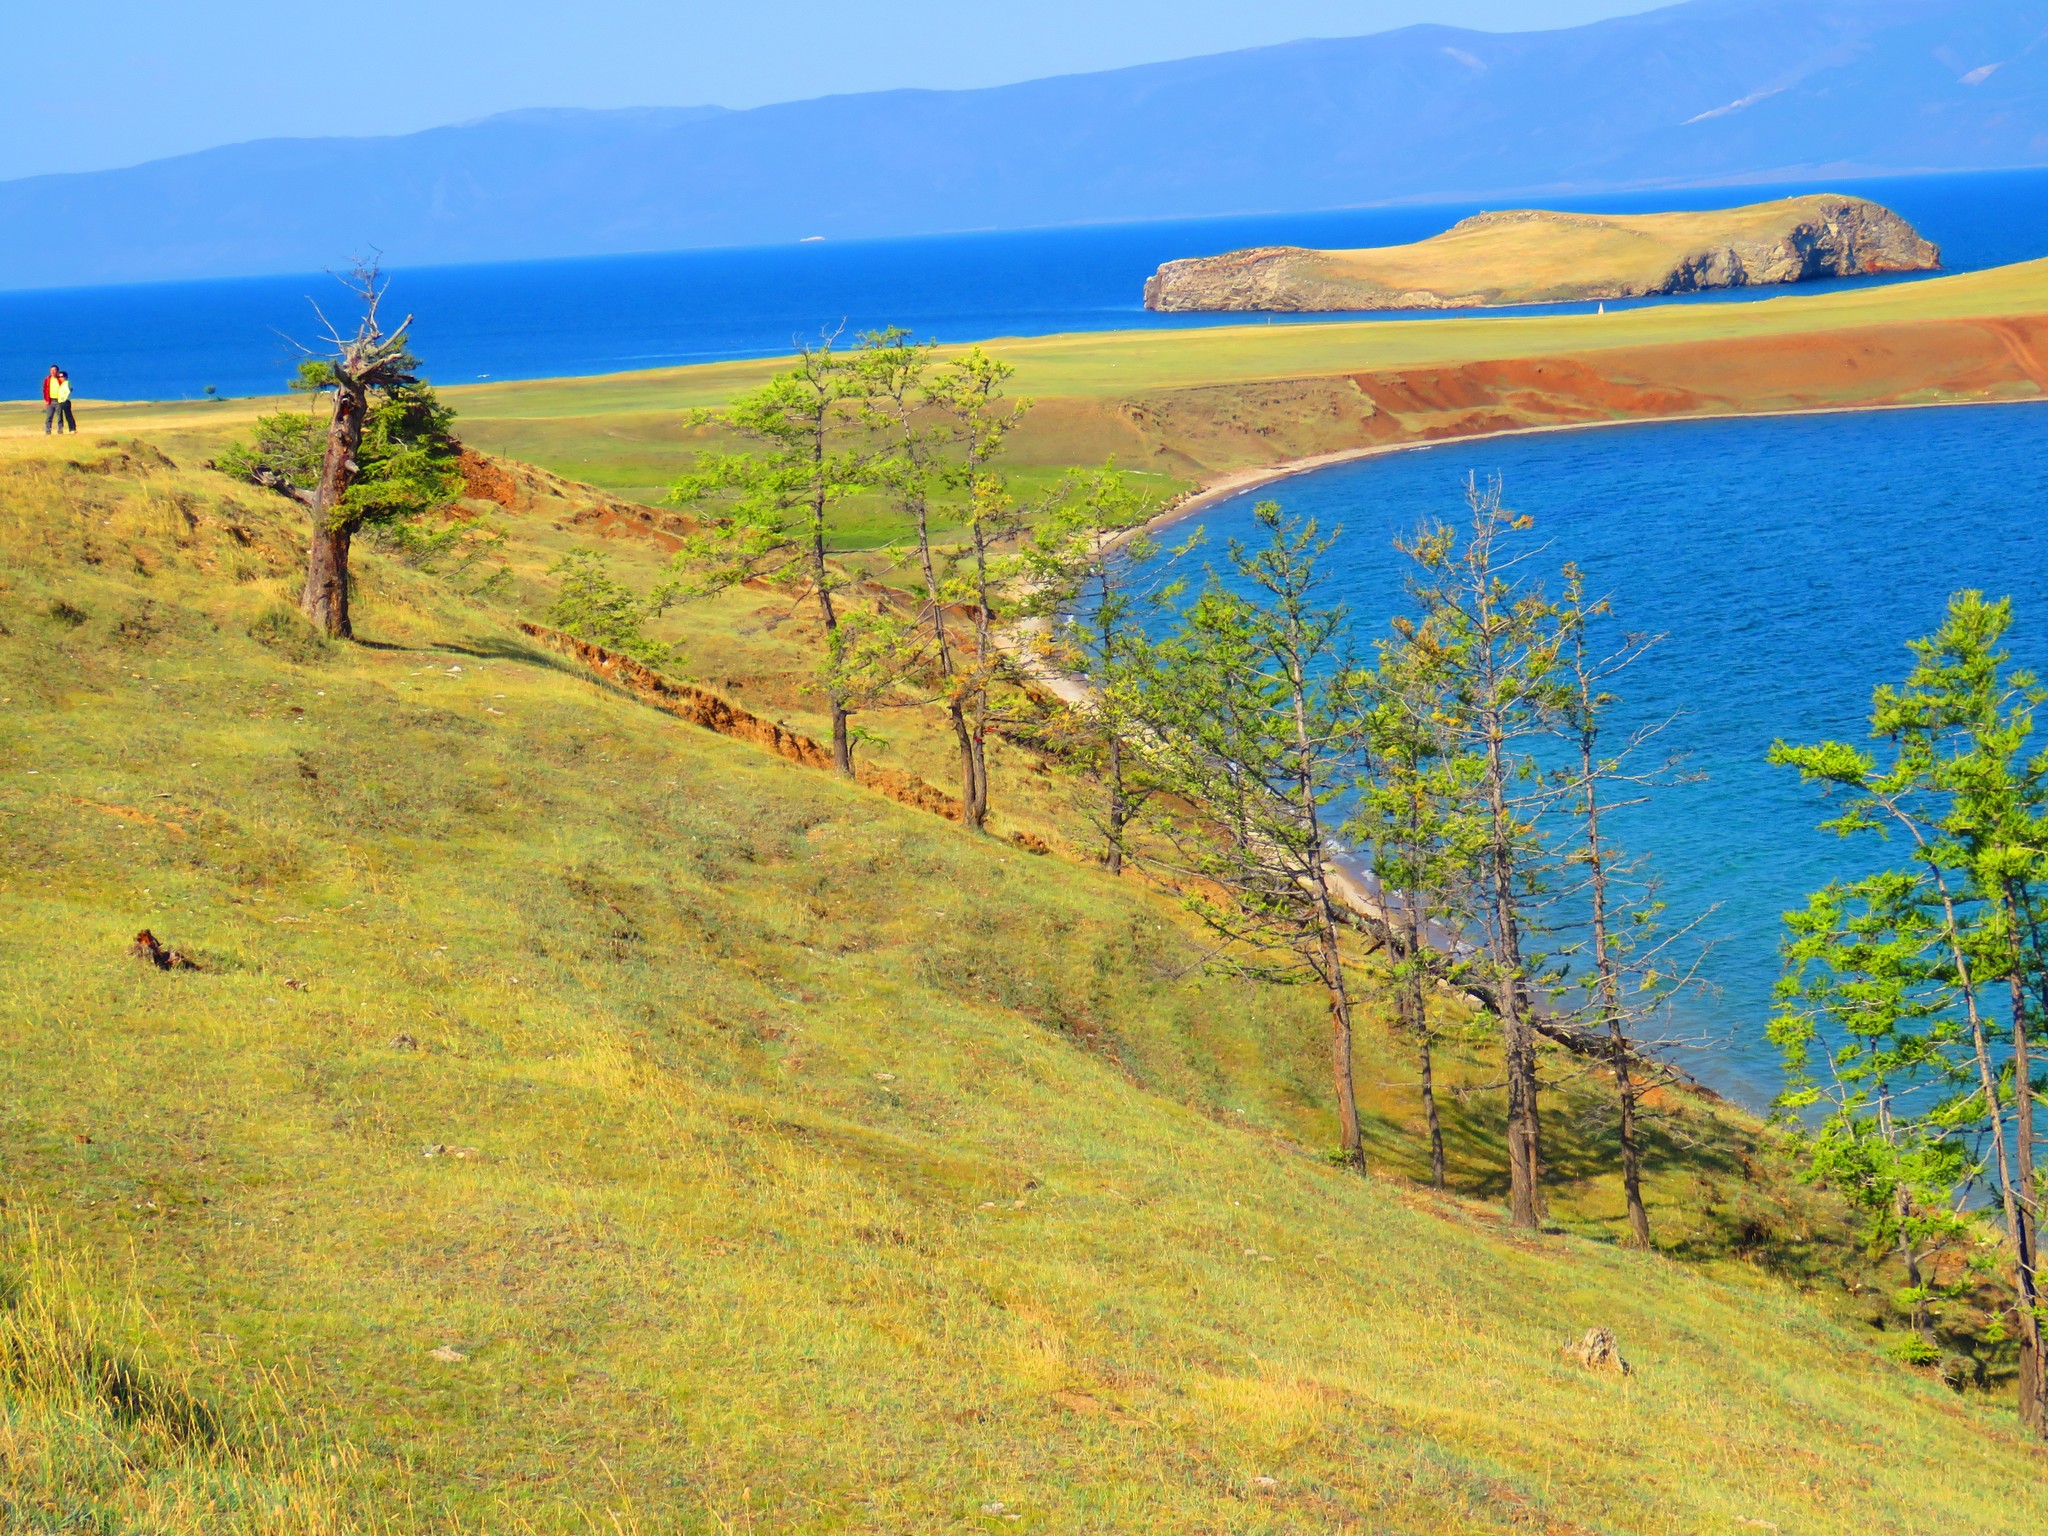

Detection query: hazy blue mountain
xmin=6 ymin=0 xmax=2045 ymax=290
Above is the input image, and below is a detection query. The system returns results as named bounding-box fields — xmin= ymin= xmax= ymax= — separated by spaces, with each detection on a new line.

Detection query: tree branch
xmin=248 ymin=465 xmax=318 ymax=510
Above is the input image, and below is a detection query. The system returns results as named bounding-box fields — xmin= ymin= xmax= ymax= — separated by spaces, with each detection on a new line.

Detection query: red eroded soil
xmin=518 ymin=622 xmax=963 ymax=821
xmin=1351 ymin=315 xmax=2048 ymax=442
xmin=1117 ymin=314 xmax=2048 ymax=479
xmin=459 ymin=446 xmax=701 ymax=549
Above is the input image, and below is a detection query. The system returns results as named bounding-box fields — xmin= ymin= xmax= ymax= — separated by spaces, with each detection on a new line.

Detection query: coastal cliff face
xmin=1142 ymin=196 xmax=1941 ymax=313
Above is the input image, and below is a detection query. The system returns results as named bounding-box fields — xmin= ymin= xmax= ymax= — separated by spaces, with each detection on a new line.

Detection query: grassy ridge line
xmin=433 ymin=254 xmax=2048 ymax=412
xmin=2 ymin=438 xmax=2039 ymax=1531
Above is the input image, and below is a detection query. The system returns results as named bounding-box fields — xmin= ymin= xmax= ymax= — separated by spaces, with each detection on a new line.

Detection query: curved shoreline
xmin=1131 ymin=391 xmax=2048 ymax=543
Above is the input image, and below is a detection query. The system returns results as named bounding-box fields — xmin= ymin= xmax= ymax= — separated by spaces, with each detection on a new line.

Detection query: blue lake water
xmin=6 ymin=166 xmax=2048 ymax=403
xmin=1172 ymin=401 xmax=2048 ymax=1108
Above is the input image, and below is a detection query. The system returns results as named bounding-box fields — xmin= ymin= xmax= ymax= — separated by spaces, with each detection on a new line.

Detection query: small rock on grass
xmin=428 ymin=1345 xmax=468 ymax=1364
xmin=1568 ymin=1326 xmax=1632 ymax=1375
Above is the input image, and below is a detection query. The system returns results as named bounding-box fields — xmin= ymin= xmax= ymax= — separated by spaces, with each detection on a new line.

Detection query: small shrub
xmin=541 ymin=548 xmax=674 ymax=667
xmin=1883 ymin=1332 xmax=1942 ymax=1366
xmin=45 ymin=599 xmax=88 ymax=628
xmin=247 ymin=604 xmax=331 ymax=665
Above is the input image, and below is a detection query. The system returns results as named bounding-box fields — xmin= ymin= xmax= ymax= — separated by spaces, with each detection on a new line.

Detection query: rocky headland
xmin=1142 ymin=195 xmax=1940 ymax=313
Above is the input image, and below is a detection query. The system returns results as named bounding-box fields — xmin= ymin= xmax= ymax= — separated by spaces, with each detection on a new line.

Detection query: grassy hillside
xmin=0 ymin=430 xmax=2042 ymax=1532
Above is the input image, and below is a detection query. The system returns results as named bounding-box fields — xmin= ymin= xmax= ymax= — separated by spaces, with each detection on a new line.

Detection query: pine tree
xmin=1024 ymin=465 xmax=1187 ymax=874
xmin=666 ymin=338 xmax=873 ymax=775
xmin=1773 ymin=591 xmax=2048 ymax=1431
xmin=1553 ymin=567 xmax=1706 ymax=1247
xmin=1144 ymin=502 xmax=1372 ymax=1169
xmin=1394 ymin=478 xmax=1564 ymax=1228
xmin=1354 ymin=626 xmax=1485 ymax=1188
xmin=929 ymin=349 xmax=1030 ymax=830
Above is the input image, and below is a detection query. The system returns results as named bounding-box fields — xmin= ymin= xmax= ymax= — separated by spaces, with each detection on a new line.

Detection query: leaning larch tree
xmin=242 ymin=261 xmax=439 ymax=639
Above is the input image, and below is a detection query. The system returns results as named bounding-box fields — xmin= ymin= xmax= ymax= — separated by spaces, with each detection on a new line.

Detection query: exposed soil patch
xmin=459 ymin=446 xmax=701 ymax=549
xmin=518 ymin=622 xmax=963 ymax=821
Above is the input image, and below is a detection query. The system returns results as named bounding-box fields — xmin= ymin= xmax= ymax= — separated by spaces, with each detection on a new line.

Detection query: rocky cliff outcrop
xmin=1143 ymin=196 xmax=1940 ymax=312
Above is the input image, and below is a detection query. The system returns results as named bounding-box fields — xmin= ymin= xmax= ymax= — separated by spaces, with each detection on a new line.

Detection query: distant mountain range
xmin=6 ymin=0 xmax=2046 ymax=291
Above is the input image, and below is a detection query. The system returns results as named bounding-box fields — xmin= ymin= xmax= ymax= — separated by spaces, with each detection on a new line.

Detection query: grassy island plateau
xmin=1142 ymin=195 xmax=1940 ymax=313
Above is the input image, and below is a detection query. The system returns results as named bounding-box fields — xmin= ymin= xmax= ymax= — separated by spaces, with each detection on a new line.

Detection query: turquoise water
xmin=1172 ymin=401 xmax=2048 ymax=1107
xmin=6 ymin=166 xmax=2048 ymax=402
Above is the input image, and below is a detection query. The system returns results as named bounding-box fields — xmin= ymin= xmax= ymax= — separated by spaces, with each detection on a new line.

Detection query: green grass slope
xmin=0 ymin=437 xmax=2039 ymax=1533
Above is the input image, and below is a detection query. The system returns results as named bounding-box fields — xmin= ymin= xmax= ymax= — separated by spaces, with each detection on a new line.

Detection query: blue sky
xmin=9 ymin=0 xmax=1662 ymax=182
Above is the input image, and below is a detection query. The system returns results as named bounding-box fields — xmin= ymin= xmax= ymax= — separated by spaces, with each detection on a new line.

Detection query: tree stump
xmin=130 ymin=930 xmax=197 ymax=971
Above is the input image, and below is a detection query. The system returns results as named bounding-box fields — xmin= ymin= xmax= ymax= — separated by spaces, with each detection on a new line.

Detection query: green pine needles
xmin=1772 ymin=590 xmax=2048 ymax=1431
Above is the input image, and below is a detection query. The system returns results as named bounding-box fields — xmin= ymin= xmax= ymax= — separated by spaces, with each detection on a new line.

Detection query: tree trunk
xmin=1893 ymin=1189 xmax=1933 ymax=1339
xmin=301 ymin=522 xmax=354 ymax=639
xmin=808 ymin=480 xmax=853 ymax=779
xmin=1405 ymin=884 xmax=1445 ymax=1188
xmin=1504 ymin=1014 xmax=1542 ymax=1228
xmin=1418 ymin=1021 xmax=1445 ymax=1190
xmin=1288 ymin=642 xmax=1361 ymax=1171
xmin=300 ymin=379 xmax=368 ymax=638
xmin=1105 ymin=733 xmax=1127 ymax=876
xmin=1942 ymin=883 xmax=2033 ymax=1433
xmin=1962 ymin=983 xmax=2036 ymax=1427
xmin=830 ymin=706 xmax=853 ymax=777
xmin=967 ymin=724 xmax=989 ymax=829
xmin=1318 ymin=909 xmax=1365 ymax=1170
xmin=2009 ymin=960 xmax=2045 ymax=1434
xmin=951 ymin=698 xmax=985 ymax=831
xmin=2019 ymin=1316 xmax=2048 ymax=1437
xmin=915 ymin=498 xmax=952 ymax=677
xmin=963 ymin=529 xmax=996 ymax=827
xmin=1615 ymin=1041 xmax=1650 ymax=1247
xmin=1580 ymin=732 xmax=1648 ymax=1249
xmin=1484 ymin=720 xmax=1542 ymax=1229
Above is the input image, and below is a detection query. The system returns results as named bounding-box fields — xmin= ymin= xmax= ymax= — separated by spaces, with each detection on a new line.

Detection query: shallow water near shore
xmin=1172 ymin=400 xmax=2048 ymax=1108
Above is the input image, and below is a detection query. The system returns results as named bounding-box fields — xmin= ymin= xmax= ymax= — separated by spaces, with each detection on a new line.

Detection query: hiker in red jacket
xmin=41 ymin=366 xmax=60 ymax=434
